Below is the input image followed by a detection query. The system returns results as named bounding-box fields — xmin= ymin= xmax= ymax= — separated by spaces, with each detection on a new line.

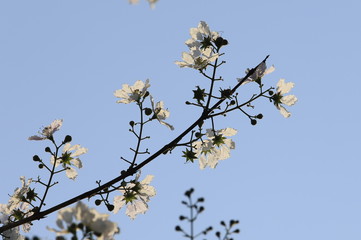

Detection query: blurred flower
xmin=47 ymin=201 xmax=119 ymax=240
xmin=128 ymin=0 xmax=158 ymax=8
xmin=114 ymin=79 xmax=150 ymax=104
xmin=28 ymin=119 xmax=63 ymax=140
xmin=113 ymin=173 xmax=156 ymax=219
xmin=175 ymin=21 xmax=219 ymax=70
xmin=237 ymin=61 xmax=275 ymax=85
xmin=193 ymin=128 xmax=237 ymax=169
xmin=272 ymin=79 xmax=298 ymax=118
xmin=150 ymin=95 xmax=174 ymax=130
xmin=51 ymin=143 xmax=88 ymax=180
xmin=0 ymin=177 xmax=34 ymax=239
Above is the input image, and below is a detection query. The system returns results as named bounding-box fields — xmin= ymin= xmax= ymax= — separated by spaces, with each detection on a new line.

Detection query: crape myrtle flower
xmin=47 ymin=201 xmax=119 ymax=240
xmin=113 ymin=173 xmax=156 ymax=219
xmin=150 ymin=95 xmax=174 ymax=130
xmin=28 ymin=119 xmax=63 ymax=141
xmin=51 ymin=143 xmax=88 ymax=180
xmin=175 ymin=21 xmax=220 ymax=70
xmin=192 ymin=128 xmax=237 ymax=169
xmin=237 ymin=61 xmax=275 ymax=85
xmin=114 ymin=79 xmax=150 ymax=104
xmin=272 ymin=79 xmax=298 ymax=118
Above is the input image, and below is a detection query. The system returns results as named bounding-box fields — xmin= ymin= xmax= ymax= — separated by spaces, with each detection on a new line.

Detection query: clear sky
xmin=1 ymin=0 xmax=360 ymax=239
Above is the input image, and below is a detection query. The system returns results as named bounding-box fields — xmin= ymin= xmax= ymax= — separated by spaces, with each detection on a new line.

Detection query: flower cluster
xmin=175 ymin=21 xmax=221 ymax=70
xmin=113 ymin=173 xmax=156 ymax=219
xmin=237 ymin=62 xmax=297 ymax=117
xmin=192 ymin=128 xmax=237 ymax=169
xmin=0 ymin=177 xmax=34 ymax=239
xmin=47 ymin=201 xmax=119 ymax=240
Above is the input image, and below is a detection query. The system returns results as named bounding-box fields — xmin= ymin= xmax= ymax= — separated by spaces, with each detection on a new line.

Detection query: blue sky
xmin=1 ymin=0 xmax=360 ymax=239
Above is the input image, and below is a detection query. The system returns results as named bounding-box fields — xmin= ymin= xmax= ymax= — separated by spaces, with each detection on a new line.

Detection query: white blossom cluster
xmin=175 ymin=21 xmax=220 ymax=70
xmin=47 ymin=201 xmax=119 ymax=240
xmin=193 ymin=128 xmax=237 ymax=169
xmin=0 ymin=177 xmax=33 ymax=240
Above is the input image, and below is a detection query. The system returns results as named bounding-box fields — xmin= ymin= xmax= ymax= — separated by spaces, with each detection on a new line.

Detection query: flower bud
xmin=144 ymin=108 xmax=152 ymax=116
xmin=175 ymin=225 xmax=182 ymax=232
xmin=45 ymin=147 xmax=51 ymax=153
xmin=185 ymin=188 xmax=194 ymax=197
xmin=129 ymin=121 xmax=135 ymax=127
xmin=106 ymin=204 xmax=115 ymax=211
xmin=251 ymin=119 xmax=257 ymax=125
xmin=38 ymin=164 xmax=44 ymax=169
xmin=179 ymin=215 xmax=186 ymax=221
xmin=214 ymin=37 xmax=228 ymax=48
xmin=269 ymin=90 xmax=274 ymax=95
xmin=230 ymin=100 xmax=236 ymax=105
xmin=33 ymin=155 xmax=41 ymax=162
xmin=63 ymin=135 xmax=72 ymax=143
xmin=256 ymin=114 xmax=263 ymax=119
xmin=95 ymin=199 xmax=102 ymax=206
xmin=197 ymin=197 xmax=205 ymax=202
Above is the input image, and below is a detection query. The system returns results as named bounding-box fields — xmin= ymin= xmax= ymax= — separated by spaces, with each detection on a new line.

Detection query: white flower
xmin=28 ymin=119 xmax=63 ymax=140
xmin=175 ymin=48 xmax=219 ymax=70
xmin=51 ymin=143 xmax=88 ymax=180
xmin=113 ymin=173 xmax=156 ymax=219
xmin=272 ymin=79 xmax=298 ymax=118
xmin=47 ymin=201 xmax=119 ymax=240
xmin=114 ymin=79 xmax=150 ymax=104
xmin=193 ymin=128 xmax=237 ymax=169
xmin=175 ymin=21 xmax=220 ymax=70
xmin=1 ymin=228 xmax=24 ymax=240
xmin=150 ymin=95 xmax=174 ymax=130
xmin=237 ymin=61 xmax=275 ymax=85
xmin=0 ymin=177 xmax=33 ymax=238
xmin=189 ymin=21 xmax=219 ymax=44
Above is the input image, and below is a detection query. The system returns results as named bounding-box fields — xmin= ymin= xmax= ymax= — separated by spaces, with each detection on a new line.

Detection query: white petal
xmin=181 ymin=52 xmax=195 ymax=64
xmin=141 ymin=175 xmax=154 ymax=185
xmin=72 ymin=147 xmax=88 ymax=157
xmin=278 ymin=105 xmax=291 ymax=118
xmin=218 ymin=128 xmax=237 ymax=136
xmin=71 ymin=158 xmax=83 ymax=169
xmin=113 ymin=196 xmax=126 ymax=214
xmin=207 ymin=153 xmax=219 ymax=168
xmin=198 ymin=155 xmax=207 ymax=170
xmin=126 ymin=201 xmax=148 ymax=219
xmin=281 ymin=95 xmax=298 ymax=106
xmin=28 ymin=135 xmax=45 ymax=140
xmin=277 ymin=79 xmax=295 ymax=95
xmin=66 ymin=167 xmax=78 ymax=180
